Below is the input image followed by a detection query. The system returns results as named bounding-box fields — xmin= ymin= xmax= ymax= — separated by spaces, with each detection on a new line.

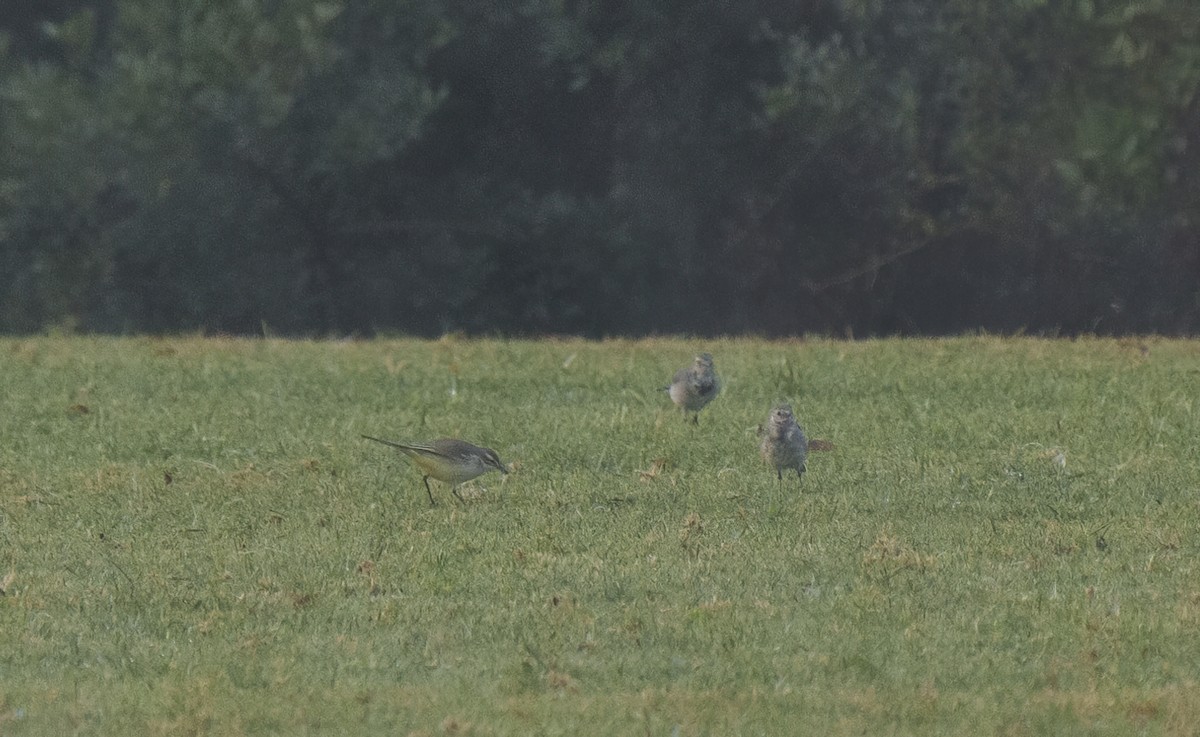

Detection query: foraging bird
xmin=667 ymin=352 xmax=721 ymax=424
xmin=760 ymin=404 xmax=808 ymax=485
xmin=362 ymin=435 xmax=508 ymax=505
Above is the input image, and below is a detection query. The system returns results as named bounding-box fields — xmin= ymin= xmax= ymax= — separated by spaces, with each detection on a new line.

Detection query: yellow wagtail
xmin=362 ymin=435 xmax=508 ymax=505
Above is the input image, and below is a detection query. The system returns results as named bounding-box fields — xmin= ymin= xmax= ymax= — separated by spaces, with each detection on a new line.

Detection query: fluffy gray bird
xmin=362 ymin=435 xmax=508 ymax=505
xmin=760 ymin=404 xmax=807 ymax=484
xmin=667 ymin=352 xmax=721 ymax=424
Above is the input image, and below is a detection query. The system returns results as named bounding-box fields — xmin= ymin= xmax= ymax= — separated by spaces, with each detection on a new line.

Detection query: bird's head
xmin=483 ymin=448 xmax=508 ymax=474
xmin=769 ymin=404 xmax=795 ymax=425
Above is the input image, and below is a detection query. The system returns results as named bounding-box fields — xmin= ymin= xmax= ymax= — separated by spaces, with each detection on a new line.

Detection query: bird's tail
xmin=362 ymin=434 xmax=408 ymax=450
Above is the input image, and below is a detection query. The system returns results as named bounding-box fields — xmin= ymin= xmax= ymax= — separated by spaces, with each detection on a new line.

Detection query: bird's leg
xmin=777 ymin=467 xmax=783 ymax=481
xmin=422 ymin=475 xmax=436 ymax=506
xmin=691 ymin=413 xmax=699 ymax=425
xmin=797 ymin=465 xmax=805 ymax=479
xmin=451 ymin=486 xmax=466 ymax=505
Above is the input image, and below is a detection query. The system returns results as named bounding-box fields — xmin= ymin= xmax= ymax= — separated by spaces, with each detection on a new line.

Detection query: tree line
xmin=2 ymin=0 xmax=1198 ymax=336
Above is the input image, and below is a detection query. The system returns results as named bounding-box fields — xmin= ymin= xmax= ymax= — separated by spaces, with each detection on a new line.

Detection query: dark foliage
xmin=2 ymin=0 xmax=1198 ymax=336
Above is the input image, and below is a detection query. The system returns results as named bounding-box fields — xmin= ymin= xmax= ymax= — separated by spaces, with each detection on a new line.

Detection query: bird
xmin=760 ymin=404 xmax=807 ymax=486
xmin=666 ymin=352 xmax=721 ymax=424
xmin=362 ymin=435 xmax=508 ymax=505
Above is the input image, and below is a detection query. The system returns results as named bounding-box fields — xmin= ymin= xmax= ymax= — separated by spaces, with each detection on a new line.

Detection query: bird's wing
xmin=362 ymin=435 xmax=449 ymax=457
xmin=428 ymin=438 xmax=487 ymax=460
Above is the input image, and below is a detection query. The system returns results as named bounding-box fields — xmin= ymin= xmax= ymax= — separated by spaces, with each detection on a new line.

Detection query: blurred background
xmin=1 ymin=1 xmax=1198 ymax=337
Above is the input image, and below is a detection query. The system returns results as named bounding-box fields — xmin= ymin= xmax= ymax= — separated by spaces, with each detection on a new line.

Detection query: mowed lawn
xmin=1 ymin=336 xmax=1199 ymax=735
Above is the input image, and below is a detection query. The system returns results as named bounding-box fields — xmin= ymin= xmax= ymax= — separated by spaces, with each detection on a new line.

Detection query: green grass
xmin=2 ymin=335 xmax=1199 ymax=735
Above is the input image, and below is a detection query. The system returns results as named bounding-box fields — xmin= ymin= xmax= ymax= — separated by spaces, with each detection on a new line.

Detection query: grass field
xmin=2 ymin=335 xmax=1199 ymax=735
